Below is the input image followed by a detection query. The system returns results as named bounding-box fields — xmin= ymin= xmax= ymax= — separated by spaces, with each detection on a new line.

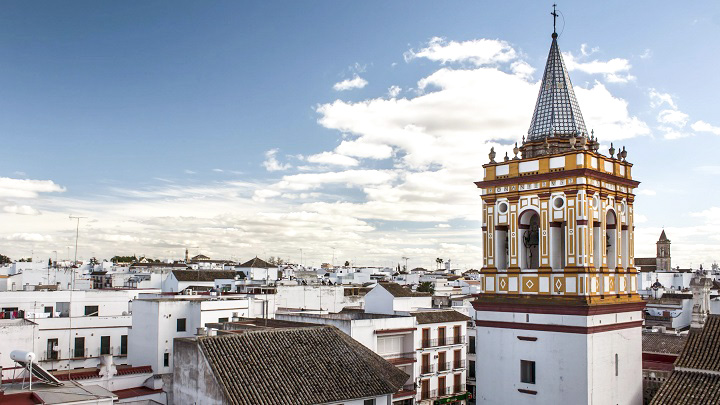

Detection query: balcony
xmin=420 ymin=336 xmax=465 ymax=349
xmin=420 ymin=364 xmax=435 ymax=375
xmin=393 ymin=384 xmax=416 ymax=399
xmin=452 ymin=384 xmax=466 ymax=394
xmin=382 ymin=352 xmax=416 ymax=366
xmin=420 ymin=389 xmax=436 ymax=401
xmin=438 ymin=361 xmax=451 ymax=373
xmin=453 ymin=360 xmax=465 ymax=370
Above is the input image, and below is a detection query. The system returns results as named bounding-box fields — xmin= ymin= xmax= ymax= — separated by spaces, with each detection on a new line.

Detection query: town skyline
xmin=1 ymin=1 xmax=719 ymax=269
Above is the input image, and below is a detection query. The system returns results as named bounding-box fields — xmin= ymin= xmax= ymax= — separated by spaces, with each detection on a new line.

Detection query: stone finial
xmin=512 ymin=142 xmax=520 ymax=160
xmin=609 ymin=143 xmax=616 ymax=159
xmin=543 ymin=137 xmax=550 ymax=154
xmin=578 ymin=135 xmax=587 ymax=150
xmin=522 ymin=135 xmax=526 ymax=145
xmin=504 ymin=152 xmax=509 ymax=162
xmin=620 ymin=146 xmax=627 ymax=161
xmin=489 ymin=147 xmax=496 ymax=163
xmin=569 ymin=135 xmax=577 ymax=149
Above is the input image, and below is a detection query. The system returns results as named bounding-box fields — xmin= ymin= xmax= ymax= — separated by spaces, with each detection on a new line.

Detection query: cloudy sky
xmin=1 ymin=1 xmax=719 ymax=269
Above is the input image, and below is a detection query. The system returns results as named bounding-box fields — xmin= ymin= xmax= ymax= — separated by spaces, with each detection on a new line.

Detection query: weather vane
xmin=551 ymin=4 xmax=558 ymax=35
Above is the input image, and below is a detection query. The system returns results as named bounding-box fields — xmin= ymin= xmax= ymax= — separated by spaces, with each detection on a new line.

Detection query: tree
xmin=267 ymin=256 xmax=286 ymax=265
xmin=0 ymin=254 xmax=11 ymax=264
xmin=436 ymin=257 xmax=444 ymax=270
xmin=417 ymin=281 xmax=435 ymax=294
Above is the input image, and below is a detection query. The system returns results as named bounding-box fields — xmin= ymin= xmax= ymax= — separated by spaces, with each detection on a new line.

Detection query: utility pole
xmin=69 ymin=216 xmax=86 ymax=289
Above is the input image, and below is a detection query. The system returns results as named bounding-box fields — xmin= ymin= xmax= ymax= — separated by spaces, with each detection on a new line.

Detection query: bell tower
xmin=472 ymin=9 xmax=644 ymax=405
xmin=656 ymin=230 xmax=671 ymax=272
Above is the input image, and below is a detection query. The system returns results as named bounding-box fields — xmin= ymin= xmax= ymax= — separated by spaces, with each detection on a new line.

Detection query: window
xmin=177 ymin=318 xmax=187 ymax=332
xmin=521 ymin=360 xmax=536 ymax=384
xmin=438 ymin=376 xmax=447 ymax=396
xmin=47 ymin=338 xmax=59 ymax=360
xmin=74 ymin=337 xmax=85 ymax=358
xmin=44 ymin=306 xmax=54 ymax=318
xmin=377 ymin=336 xmax=402 ymax=354
xmin=100 ymin=336 xmax=111 ymax=355
xmin=218 ymin=317 xmax=229 ymax=323
xmin=453 ymin=325 xmax=462 ymax=344
xmin=363 ymin=400 xmax=375 ymax=405
xmin=454 ymin=349 xmax=462 ymax=369
xmin=421 ymin=328 xmax=431 ymax=348
xmin=615 ymin=353 xmax=619 ymax=376
xmin=164 ymin=352 xmax=169 ymax=367
xmin=84 ymin=305 xmax=99 ymax=316
xmin=469 ymin=360 xmax=476 ymax=378
xmin=469 ymin=335 xmax=476 ymax=354
xmin=438 ymin=326 xmax=446 ymax=346
xmin=120 ymin=335 xmax=128 ymax=355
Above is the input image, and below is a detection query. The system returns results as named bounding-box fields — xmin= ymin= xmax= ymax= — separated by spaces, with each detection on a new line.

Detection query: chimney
xmin=196 ymin=327 xmax=206 ymax=336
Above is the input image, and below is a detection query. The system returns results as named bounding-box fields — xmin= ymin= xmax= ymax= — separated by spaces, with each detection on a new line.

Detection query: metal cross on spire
xmin=551 ymin=4 xmax=558 ymax=35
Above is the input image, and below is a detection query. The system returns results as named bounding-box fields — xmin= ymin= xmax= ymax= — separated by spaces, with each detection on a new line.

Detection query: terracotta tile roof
xmin=239 ymin=257 xmax=274 ymax=268
xmin=172 ymin=270 xmax=237 ymax=282
xmin=379 ymin=282 xmax=430 ymax=297
xmin=197 ymin=325 xmax=408 ymax=405
xmin=634 ymin=258 xmax=657 ymax=266
xmin=675 ymin=315 xmax=720 ymax=372
xmin=412 ymin=310 xmax=471 ymax=325
xmin=643 ymin=332 xmax=688 ymax=355
xmin=113 ymin=386 xmax=164 ymax=399
xmin=650 ymin=371 xmax=720 ymax=404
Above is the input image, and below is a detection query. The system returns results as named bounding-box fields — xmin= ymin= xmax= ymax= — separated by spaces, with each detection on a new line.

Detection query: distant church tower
xmin=472 ymin=11 xmax=644 ymax=405
xmin=656 ymin=230 xmax=671 ymax=271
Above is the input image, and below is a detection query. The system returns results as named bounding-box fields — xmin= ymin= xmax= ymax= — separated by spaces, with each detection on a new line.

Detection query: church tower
xmin=472 ymin=12 xmax=644 ymax=405
xmin=656 ymin=230 xmax=671 ymax=272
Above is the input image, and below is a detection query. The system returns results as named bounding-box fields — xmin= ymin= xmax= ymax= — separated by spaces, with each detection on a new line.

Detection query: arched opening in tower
xmin=606 ymin=210 xmax=617 ymax=270
xmin=519 ymin=210 xmax=540 ymax=270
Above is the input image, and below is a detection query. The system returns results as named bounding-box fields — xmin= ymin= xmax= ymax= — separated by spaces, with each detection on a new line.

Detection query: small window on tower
xmin=521 ymin=360 xmax=536 ymax=384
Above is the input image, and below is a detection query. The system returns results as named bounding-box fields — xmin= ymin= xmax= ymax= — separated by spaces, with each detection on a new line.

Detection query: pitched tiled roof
xmin=650 ymin=370 xmax=720 ymax=404
xmin=642 ymin=333 xmax=688 ymax=355
xmin=412 ymin=310 xmax=471 ymax=325
xmin=197 ymin=326 xmax=408 ymax=405
xmin=634 ymin=257 xmax=657 ymax=266
xmin=379 ymin=282 xmax=430 ymax=297
xmin=239 ymin=257 xmax=274 ymax=268
xmin=172 ymin=270 xmax=237 ymax=282
xmin=674 ymin=315 xmax=720 ymax=372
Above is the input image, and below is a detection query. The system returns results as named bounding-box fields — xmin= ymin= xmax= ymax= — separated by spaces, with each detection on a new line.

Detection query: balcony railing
xmin=452 ymin=384 xmax=466 ymax=394
xmin=420 ymin=389 xmax=436 ymax=400
xmin=438 ymin=361 xmax=451 ymax=372
xmin=420 ymin=364 xmax=435 ymax=375
xmin=453 ymin=360 xmax=465 ymax=370
xmin=381 ymin=352 xmax=416 ymax=365
xmin=394 ymin=384 xmax=416 ymax=398
xmin=420 ymin=336 xmax=465 ymax=349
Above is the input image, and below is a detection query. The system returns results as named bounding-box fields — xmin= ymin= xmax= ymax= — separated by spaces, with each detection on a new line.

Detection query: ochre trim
xmin=476 ymin=168 xmax=641 ymax=189
xmin=476 ymin=320 xmax=643 ymax=334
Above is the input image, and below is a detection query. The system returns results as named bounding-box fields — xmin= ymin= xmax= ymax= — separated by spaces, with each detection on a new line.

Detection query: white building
xmin=0 ymin=289 xmax=159 ymax=378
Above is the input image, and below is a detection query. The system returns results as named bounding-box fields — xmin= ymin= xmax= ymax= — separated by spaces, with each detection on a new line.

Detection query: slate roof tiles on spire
xmin=527 ymin=34 xmax=588 ymax=140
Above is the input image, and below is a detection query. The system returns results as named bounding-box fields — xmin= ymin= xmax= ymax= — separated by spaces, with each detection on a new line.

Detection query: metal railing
xmin=452 ymin=384 xmax=466 ymax=394
xmin=420 ymin=389 xmax=436 ymax=400
xmin=438 ymin=361 xmax=451 ymax=372
xmin=420 ymin=336 xmax=465 ymax=349
xmin=420 ymin=364 xmax=435 ymax=374
xmin=381 ymin=352 xmax=416 ymax=362
xmin=453 ymin=360 xmax=465 ymax=370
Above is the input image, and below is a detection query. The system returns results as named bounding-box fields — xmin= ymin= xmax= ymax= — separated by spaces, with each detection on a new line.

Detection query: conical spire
xmin=527 ymin=34 xmax=588 ymax=140
xmin=659 ymin=230 xmax=669 ymax=242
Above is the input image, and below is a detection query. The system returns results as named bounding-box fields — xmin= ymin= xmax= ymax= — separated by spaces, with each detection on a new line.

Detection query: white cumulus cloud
xmin=692 ymin=120 xmax=720 ymax=136
xmin=306 ymin=152 xmax=359 ymax=167
xmin=3 ymin=205 xmax=41 ymax=215
xmin=333 ymin=75 xmax=368 ymax=91
xmin=404 ymin=37 xmax=517 ymax=66
xmin=263 ymin=149 xmax=291 ymax=171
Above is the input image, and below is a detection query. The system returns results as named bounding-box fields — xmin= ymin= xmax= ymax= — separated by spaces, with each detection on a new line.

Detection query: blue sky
xmin=1 ymin=1 xmax=719 ymax=269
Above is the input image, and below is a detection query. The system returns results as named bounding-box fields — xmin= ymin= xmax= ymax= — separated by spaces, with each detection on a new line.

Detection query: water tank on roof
xmin=10 ymin=350 xmax=36 ymax=363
